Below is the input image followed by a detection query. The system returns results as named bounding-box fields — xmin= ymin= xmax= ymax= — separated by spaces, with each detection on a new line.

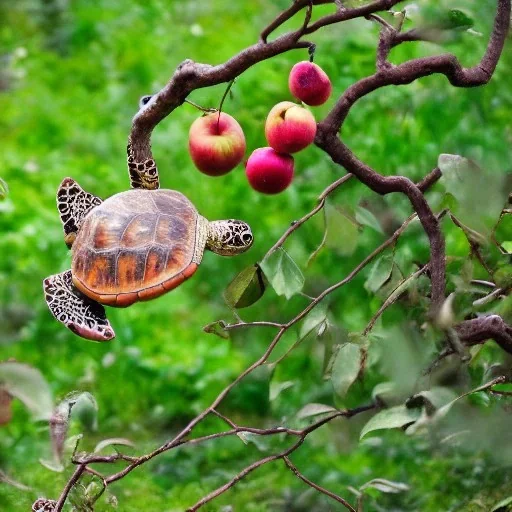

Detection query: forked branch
xmin=48 ymin=1 xmax=511 ymax=510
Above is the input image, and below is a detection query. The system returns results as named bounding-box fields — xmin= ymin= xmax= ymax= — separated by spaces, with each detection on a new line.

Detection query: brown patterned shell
xmin=71 ymin=189 xmax=202 ymax=307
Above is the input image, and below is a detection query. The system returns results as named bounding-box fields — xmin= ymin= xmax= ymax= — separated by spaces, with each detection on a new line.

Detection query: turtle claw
xmin=43 ymin=270 xmax=115 ymax=342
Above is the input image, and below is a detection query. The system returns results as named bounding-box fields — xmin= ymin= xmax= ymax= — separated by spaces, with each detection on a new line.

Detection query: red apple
xmin=189 ymin=112 xmax=246 ymax=176
xmin=289 ymin=61 xmax=332 ymax=106
xmin=246 ymin=147 xmax=294 ymax=194
xmin=265 ymin=101 xmax=316 ymax=154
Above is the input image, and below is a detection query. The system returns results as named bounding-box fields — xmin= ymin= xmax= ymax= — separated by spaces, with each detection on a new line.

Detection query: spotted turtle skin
xmin=72 ymin=189 xmax=203 ymax=307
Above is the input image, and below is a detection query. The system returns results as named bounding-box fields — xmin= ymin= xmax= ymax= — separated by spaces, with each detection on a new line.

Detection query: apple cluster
xmin=188 ymin=60 xmax=331 ymax=194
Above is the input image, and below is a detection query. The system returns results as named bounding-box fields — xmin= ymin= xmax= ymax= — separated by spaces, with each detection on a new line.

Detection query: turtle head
xmin=206 ymin=220 xmax=253 ymax=256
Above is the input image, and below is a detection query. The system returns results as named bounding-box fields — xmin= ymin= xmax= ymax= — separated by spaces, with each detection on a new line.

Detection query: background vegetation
xmin=1 ymin=0 xmax=511 ymax=510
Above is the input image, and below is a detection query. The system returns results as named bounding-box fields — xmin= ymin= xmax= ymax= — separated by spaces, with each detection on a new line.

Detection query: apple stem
xmin=184 ymin=98 xmax=217 ymax=114
xmin=217 ymin=79 xmax=236 ymax=132
xmin=308 ymin=43 xmax=316 ymax=62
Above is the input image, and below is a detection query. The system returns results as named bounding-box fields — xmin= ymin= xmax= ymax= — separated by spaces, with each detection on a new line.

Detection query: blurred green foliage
xmin=1 ymin=0 xmax=511 ymax=510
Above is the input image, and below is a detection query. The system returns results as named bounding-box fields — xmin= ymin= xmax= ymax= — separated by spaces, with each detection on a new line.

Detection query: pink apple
xmin=265 ymin=101 xmax=316 ymax=154
xmin=289 ymin=61 xmax=332 ymax=106
xmin=246 ymin=147 xmax=294 ymax=195
xmin=189 ymin=112 xmax=246 ymax=176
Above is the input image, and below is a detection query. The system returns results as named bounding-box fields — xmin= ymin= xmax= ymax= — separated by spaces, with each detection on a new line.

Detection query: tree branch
xmin=283 ymin=456 xmax=356 ymax=511
xmin=50 ymin=1 xmax=511 ymax=510
xmin=129 ymin=0 xmax=405 ymax=162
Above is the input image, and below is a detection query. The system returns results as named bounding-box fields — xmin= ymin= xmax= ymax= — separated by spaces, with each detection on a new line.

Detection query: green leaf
xmin=324 ymin=204 xmax=359 ymax=256
xmin=491 ymin=496 xmax=512 ymax=512
xmin=260 ymin=248 xmax=304 ymax=299
xmin=49 ymin=392 xmax=98 ymax=464
xmin=0 ymin=361 xmax=53 ymax=421
xmin=382 ymin=267 xmax=423 ymax=305
xmin=450 ymin=214 xmax=488 ymax=246
xmin=0 ymin=469 xmax=31 ymax=491
xmin=502 ymin=241 xmax=512 ymax=254
xmin=0 ymin=178 xmax=8 ymax=200
xmin=360 ymin=478 xmax=410 ymax=494
xmin=495 ymin=264 xmax=512 ymax=289
xmin=236 ymin=432 xmax=271 ymax=451
xmin=438 ymin=154 xmax=507 ymax=235
xmin=297 ymin=403 xmax=337 ymax=419
xmin=441 ymin=9 xmax=474 ymax=30
xmin=39 ymin=458 xmax=65 ymax=473
xmin=365 ymin=254 xmax=394 ymax=294
xmin=321 ymin=321 xmax=349 ymax=376
xmin=298 ymin=303 xmax=328 ymax=340
xmin=269 ymin=380 xmax=295 ymax=401
xmin=371 ymin=382 xmax=399 ymax=403
xmin=69 ymin=392 xmax=99 ymax=431
xmin=355 ymin=206 xmax=384 ymax=234
xmin=409 ymin=378 xmax=505 ymax=436
xmin=406 ymin=387 xmax=457 ymax=414
xmin=331 ymin=343 xmax=361 ymax=398
xmin=203 ymin=320 xmax=229 ymax=339
xmin=94 ymin=438 xmax=135 ymax=453
xmin=360 ymin=405 xmax=421 ymax=439
xmin=223 ymin=264 xmax=266 ymax=309
xmin=433 ymin=377 xmax=505 ymax=421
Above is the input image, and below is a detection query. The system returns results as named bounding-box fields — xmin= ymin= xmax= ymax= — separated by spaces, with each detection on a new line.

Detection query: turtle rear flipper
xmin=57 ymin=178 xmax=102 ymax=248
xmin=43 ymin=270 xmax=115 ymax=342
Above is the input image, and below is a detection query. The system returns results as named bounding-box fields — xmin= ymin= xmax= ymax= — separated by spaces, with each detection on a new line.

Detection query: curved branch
xmin=129 ymin=0 xmax=405 ymax=161
xmin=456 ymin=315 xmax=512 ymax=354
xmin=315 ymin=0 xmax=510 ymax=312
xmin=314 ymin=136 xmax=446 ymax=312
xmin=322 ymin=0 xmax=510 ymax=134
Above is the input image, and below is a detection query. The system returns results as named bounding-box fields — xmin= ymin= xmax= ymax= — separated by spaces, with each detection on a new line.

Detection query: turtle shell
xmin=71 ymin=189 xmax=204 ymax=307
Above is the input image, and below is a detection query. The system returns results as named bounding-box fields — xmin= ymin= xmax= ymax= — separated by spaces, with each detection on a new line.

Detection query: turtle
xmin=43 ymin=140 xmax=253 ymax=342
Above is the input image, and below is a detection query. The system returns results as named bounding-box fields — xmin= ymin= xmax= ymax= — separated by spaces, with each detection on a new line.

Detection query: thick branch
xmin=456 ymin=315 xmax=512 ymax=354
xmin=54 ymin=465 xmax=86 ymax=512
xmin=314 ymin=136 xmax=446 ymax=312
xmin=315 ymin=1 xmax=510 ymax=311
xmin=129 ymin=0 xmax=405 ymax=161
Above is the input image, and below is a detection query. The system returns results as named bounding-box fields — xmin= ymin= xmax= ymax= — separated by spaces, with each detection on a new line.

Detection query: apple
xmin=189 ymin=112 xmax=246 ymax=176
xmin=289 ymin=61 xmax=332 ymax=106
xmin=245 ymin=147 xmax=294 ymax=194
xmin=265 ymin=101 xmax=316 ymax=154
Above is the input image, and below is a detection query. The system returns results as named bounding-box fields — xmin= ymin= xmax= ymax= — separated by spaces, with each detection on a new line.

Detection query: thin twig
xmin=186 ymin=439 xmax=304 ymax=511
xmin=363 ymin=264 xmax=430 ymax=335
xmin=366 ymin=13 xmax=396 ymax=31
xmin=217 ymin=79 xmax=235 ymax=131
xmin=185 ymin=404 xmax=377 ymax=511
xmin=265 ymin=174 xmax=353 ymax=257
xmin=184 ymin=98 xmax=217 ymax=113
xmin=223 ymin=320 xmax=285 ymax=331
xmin=473 ymin=287 xmax=506 ymax=307
xmin=283 ymin=456 xmax=357 ymax=511
xmin=471 ymin=279 xmax=497 ymax=289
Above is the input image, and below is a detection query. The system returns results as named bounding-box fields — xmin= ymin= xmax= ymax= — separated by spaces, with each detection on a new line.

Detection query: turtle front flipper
xmin=43 ymin=270 xmax=115 ymax=342
xmin=127 ymin=138 xmax=160 ymax=190
xmin=57 ymin=178 xmax=102 ymax=248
